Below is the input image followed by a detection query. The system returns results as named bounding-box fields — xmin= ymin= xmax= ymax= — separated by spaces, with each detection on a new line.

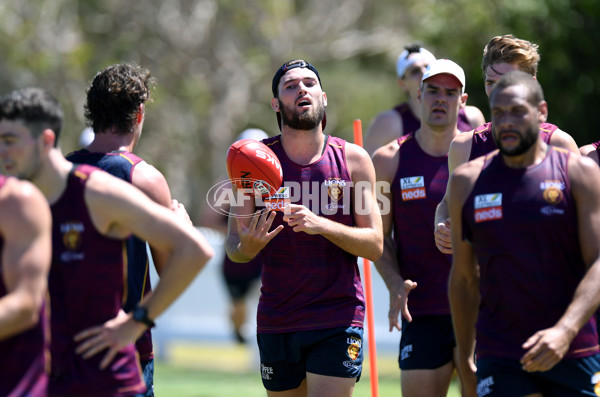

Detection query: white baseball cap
xmin=396 ymin=47 xmax=436 ymax=78
xmin=421 ymin=59 xmax=466 ymax=93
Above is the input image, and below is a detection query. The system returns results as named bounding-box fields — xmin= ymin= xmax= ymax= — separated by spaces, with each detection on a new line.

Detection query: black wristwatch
xmin=132 ymin=305 xmax=155 ymax=328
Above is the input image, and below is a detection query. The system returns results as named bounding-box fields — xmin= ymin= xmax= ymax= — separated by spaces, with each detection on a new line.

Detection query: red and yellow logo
xmin=347 ymin=337 xmax=362 ymax=361
xmin=325 ymin=178 xmax=347 ymax=202
xmin=348 ymin=344 xmax=360 ymax=361
xmin=61 ymin=221 xmax=84 ymax=251
xmin=592 ymin=371 xmax=600 ymax=396
xmin=543 ymin=186 xmax=563 ymax=205
xmin=540 ymin=180 xmax=564 ymax=205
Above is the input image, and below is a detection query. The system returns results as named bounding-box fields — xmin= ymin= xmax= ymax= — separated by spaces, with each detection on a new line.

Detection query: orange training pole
xmin=353 ymin=119 xmax=379 ymax=397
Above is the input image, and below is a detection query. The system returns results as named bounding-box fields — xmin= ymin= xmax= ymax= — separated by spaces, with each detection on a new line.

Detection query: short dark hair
xmin=271 ymin=59 xmax=321 ymax=98
xmin=0 ymin=87 xmax=63 ymax=145
xmin=84 ymin=63 xmax=156 ymax=135
xmin=404 ymin=42 xmax=425 ymax=54
xmin=490 ymin=70 xmax=545 ymax=106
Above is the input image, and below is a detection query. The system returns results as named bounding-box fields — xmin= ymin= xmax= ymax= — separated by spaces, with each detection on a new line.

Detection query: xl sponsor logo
xmin=400 ymin=176 xmax=426 ymax=201
xmin=474 ymin=193 xmax=503 ymax=223
xmin=264 ymin=187 xmax=291 ymax=212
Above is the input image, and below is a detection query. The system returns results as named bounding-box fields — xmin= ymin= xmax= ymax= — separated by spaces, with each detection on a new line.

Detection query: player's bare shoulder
xmin=371 ymin=139 xmax=400 ymax=182
xmin=365 ymin=109 xmax=403 ymax=154
xmin=0 ymin=177 xmax=27 ymax=204
xmin=579 ymin=144 xmax=599 ymax=165
xmin=82 ymin=169 xmax=147 ymax=229
xmin=450 ymin=128 xmax=475 ymax=148
xmin=131 ymin=160 xmax=172 ymax=207
xmin=566 ymin=150 xmax=600 ymax=209
xmin=580 ymin=144 xmax=596 ymax=156
xmin=568 ymin=150 xmax=600 ymax=181
xmin=343 ymin=141 xmax=378 ymax=188
xmin=586 ymin=150 xmax=599 ymax=165
xmin=450 ymin=155 xmax=485 ymax=199
xmin=464 ymin=105 xmax=486 ymax=128
xmin=451 ymin=128 xmax=475 ymax=149
xmin=0 ymin=178 xmax=46 ymax=221
xmin=346 ymin=141 xmax=373 ymax=170
xmin=454 ymin=153 xmax=485 ymax=174
xmin=549 ymin=128 xmax=579 ymax=155
xmin=85 ymin=167 xmax=136 ymax=198
xmin=448 ymin=129 xmax=475 ymax=173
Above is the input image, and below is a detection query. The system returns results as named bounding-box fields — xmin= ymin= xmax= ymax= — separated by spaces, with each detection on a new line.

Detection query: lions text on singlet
xmin=394 ymin=102 xmax=473 ymax=134
xmin=67 ymin=149 xmax=153 ymax=361
xmin=0 ymin=175 xmax=48 ymax=397
xmin=461 ymin=147 xmax=599 ymax=360
xmin=469 ymin=122 xmax=558 ymax=160
xmin=391 ymin=133 xmax=452 ymax=316
xmin=256 ymin=135 xmax=365 ymax=333
xmin=48 ymin=164 xmax=145 ymax=396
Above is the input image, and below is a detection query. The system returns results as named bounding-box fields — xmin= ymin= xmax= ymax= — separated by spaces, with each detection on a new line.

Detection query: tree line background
xmin=1 ymin=0 xmax=598 ymax=221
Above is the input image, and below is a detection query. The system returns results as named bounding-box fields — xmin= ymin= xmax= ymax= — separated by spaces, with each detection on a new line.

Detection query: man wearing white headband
xmin=364 ymin=43 xmax=485 ymax=155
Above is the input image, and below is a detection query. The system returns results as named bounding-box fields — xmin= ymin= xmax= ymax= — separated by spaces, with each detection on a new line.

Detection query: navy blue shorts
xmin=399 ymin=315 xmax=455 ymax=370
xmin=257 ymin=326 xmax=363 ymax=392
xmin=476 ymin=354 xmax=600 ymax=396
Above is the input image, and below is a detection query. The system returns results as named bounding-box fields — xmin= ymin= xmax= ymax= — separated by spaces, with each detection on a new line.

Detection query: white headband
xmin=396 ymin=47 xmax=436 ymax=78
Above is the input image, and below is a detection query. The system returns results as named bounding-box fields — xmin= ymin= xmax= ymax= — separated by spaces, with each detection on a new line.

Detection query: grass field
xmin=154 ymin=341 xmax=462 ymax=396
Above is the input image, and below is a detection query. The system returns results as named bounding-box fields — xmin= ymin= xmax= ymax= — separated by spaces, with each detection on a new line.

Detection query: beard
xmin=493 ymin=125 xmax=538 ymax=157
xmin=279 ymin=99 xmax=325 ymax=130
xmin=17 ymin=145 xmax=44 ymax=182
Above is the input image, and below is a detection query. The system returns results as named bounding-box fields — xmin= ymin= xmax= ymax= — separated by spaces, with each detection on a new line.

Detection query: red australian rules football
xmin=226 ymin=139 xmax=283 ymax=197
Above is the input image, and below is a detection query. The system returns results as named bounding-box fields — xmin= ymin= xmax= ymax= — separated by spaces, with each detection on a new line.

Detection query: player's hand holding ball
xmin=227 ymin=139 xmax=284 ymax=259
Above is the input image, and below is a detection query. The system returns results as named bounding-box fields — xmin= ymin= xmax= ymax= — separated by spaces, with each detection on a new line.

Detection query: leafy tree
xmin=0 ymin=0 xmax=596 ymax=220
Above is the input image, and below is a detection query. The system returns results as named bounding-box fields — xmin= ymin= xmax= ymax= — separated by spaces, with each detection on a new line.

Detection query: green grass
xmin=154 ymin=365 xmax=264 ymax=397
xmin=153 ymin=341 xmax=461 ymax=396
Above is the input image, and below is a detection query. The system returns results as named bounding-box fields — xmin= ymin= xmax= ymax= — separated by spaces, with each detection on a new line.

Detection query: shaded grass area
xmin=154 ymin=341 xmax=461 ymax=396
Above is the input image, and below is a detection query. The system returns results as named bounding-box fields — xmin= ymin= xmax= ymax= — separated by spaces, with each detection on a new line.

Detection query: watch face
xmin=133 ymin=306 xmax=154 ymax=327
xmin=134 ymin=307 xmax=145 ymax=320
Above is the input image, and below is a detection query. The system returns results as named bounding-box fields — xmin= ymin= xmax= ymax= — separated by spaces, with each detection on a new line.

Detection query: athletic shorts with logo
xmin=476 ymin=355 xmax=600 ymax=397
xmin=399 ymin=315 xmax=455 ymax=370
xmin=257 ymin=326 xmax=363 ymax=391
